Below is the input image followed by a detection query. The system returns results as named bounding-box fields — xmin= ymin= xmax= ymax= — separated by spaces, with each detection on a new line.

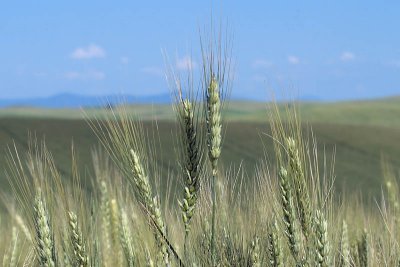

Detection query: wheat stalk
xmin=15 ymin=214 xmax=32 ymax=243
xmin=3 ymin=245 xmax=10 ymax=267
xmin=110 ymin=199 xmax=123 ymax=266
xmin=99 ymin=181 xmax=111 ymax=264
xmin=110 ymin=199 xmax=120 ymax=246
xmin=339 ymin=220 xmax=350 ymax=267
xmin=9 ymin=226 xmax=19 ymax=267
xmin=206 ymin=75 xmax=222 ymax=265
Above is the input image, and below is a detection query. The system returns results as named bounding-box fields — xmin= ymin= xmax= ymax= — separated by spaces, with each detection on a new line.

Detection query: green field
xmin=3 ymin=97 xmax=400 ymax=127
xmin=1 ymin=97 xmax=400 ymax=266
xmin=0 ymin=97 xmax=399 ymax=199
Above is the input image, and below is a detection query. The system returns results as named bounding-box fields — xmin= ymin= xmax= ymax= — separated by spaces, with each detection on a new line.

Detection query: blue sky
xmin=1 ymin=1 xmax=400 ymax=101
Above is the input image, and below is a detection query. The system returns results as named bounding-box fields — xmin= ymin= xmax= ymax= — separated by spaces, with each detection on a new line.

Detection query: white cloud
xmin=287 ymin=55 xmax=300 ymax=65
xmin=176 ymin=56 xmax=197 ymax=71
xmin=141 ymin=67 xmax=164 ymax=77
xmin=70 ymin=44 xmax=106 ymax=59
xmin=65 ymin=70 xmax=105 ymax=80
xmin=340 ymin=51 xmax=355 ymax=62
xmin=252 ymin=59 xmax=273 ymax=69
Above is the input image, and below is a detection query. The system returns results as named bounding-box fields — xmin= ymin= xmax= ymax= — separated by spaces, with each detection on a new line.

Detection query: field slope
xmin=0 ymin=96 xmax=399 ymax=200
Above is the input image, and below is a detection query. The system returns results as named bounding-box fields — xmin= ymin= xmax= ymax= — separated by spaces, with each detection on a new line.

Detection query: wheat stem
xmin=14 ymin=214 xmax=32 ymax=243
xmin=9 ymin=226 xmax=18 ymax=267
xmin=99 ymin=181 xmax=111 ymax=264
xmin=339 ymin=220 xmax=350 ymax=267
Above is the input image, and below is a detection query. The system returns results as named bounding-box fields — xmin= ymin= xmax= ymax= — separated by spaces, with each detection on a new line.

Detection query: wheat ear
xmin=278 ymin=166 xmax=301 ymax=262
xmin=268 ymin=219 xmax=283 ymax=267
xmin=110 ymin=199 xmax=124 ymax=266
xmin=358 ymin=229 xmax=369 ymax=267
xmin=314 ymin=210 xmax=330 ymax=267
xmin=68 ymin=211 xmax=89 ymax=267
xmin=178 ymin=99 xmax=202 ymax=255
xmin=129 ymin=149 xmax=169 ymax=264
xmin=119 ymin=209 xmax=135 ymax=267
xmin=61 ymin=226 xmax=71 ymax=267
xmin=286 ymin=137 xmax=312 ymax=240
xmin=33 ymin=191 xmax=56 ymax=267
xmin=206 ymin=76 xmax=222 ymax=172
xmin=249 ymin=236 xmax=261 ymax=267
xmin=145 ymin=246 xmax=155 ymax=267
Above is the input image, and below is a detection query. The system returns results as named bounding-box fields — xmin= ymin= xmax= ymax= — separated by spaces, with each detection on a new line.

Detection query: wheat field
xmin=1 ymin=29 xmax=399 ymax=267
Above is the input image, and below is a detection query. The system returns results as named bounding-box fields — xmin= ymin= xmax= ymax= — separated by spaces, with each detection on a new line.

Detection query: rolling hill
xmin=0 ymin=96 xmax=399 ymax=202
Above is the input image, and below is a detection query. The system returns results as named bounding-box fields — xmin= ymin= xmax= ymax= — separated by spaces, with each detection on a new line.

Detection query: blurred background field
xmin=1 ymin=96 xmax=399 ymax=201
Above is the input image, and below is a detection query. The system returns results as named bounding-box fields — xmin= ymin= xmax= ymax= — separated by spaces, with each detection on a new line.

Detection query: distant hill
xmin=2 ymin=92 xmax=397 ymax=108
xmin=0 ymin=93 xmax=171 ymax=108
